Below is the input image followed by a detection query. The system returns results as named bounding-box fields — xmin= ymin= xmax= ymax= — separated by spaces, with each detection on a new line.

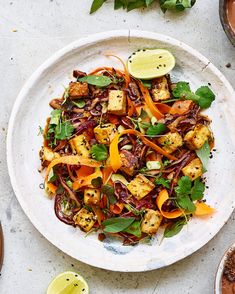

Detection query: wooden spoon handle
xmin=0 ymin=223 xmax=3 ymax=271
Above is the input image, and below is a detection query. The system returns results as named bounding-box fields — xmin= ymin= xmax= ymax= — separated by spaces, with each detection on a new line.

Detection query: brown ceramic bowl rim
xmin=0 ymin=223 xmax=3 ymax=271
xmin=219 ymin=0 xmax=235 ymax=46
xmin=214 ymin=242 xmax=235 ymax=293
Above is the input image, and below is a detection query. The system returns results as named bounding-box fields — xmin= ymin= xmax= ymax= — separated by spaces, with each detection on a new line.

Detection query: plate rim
xmin=6 ymin=29 xmax=235 ymax=272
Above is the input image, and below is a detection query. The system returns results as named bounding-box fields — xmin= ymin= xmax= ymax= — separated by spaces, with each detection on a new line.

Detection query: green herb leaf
xmin=91 ymin=177 xmax=103 ymax=188
xmin=62 ymin=87 xmax=70 ymax=105
xmin=91 ymin=144 xmax=108 ymax=161
xmin=146 ymin=123 xmax=166 ymax=137
xmin=196 ymin=141 xmax=210 ymax=171
xmin=66 ymin=180 xmax=73 ymax=189
xmin=102 ymin=217 xmax=135 ymax=233
xmin=141 ymin=79 xmax=152 ymax=88
xmin=145 ymin=0 xmax=155 ymax=6
xmin=101 ymin=184 xmax=116 ymax=204
xmin=123 ymin=221 xmax=142 ymax=237
xmin=175 ymin=176 xmax=192 ymax=195
xmin=191 ymin=178 xmax=205 ymax=201
xmin=154 ymin=177 xmax=170 ymax=189
xmin=172 ymin=81 xmax=191 ymax=98
xmin=127 ymin=0 xmax=146 ymax=11
xmin=177 ymin=195 xmax=196 ymax=212
xmin=38 ymin=126 xmax=44 ymax=136
xmin=73 ymin=99 xmax=86 ymax=108
xmin=78 ymin=75 xmax=112 ymax=87
xmin=114 ymin=0 xmax=125 ymax=9
xmin=90 ymin=0 xmax=106 ymax=13
xmin=195 ymin=86 xmax=215 ymax=109
xmin=50 ymin=109 xmax=62 ymax=125
xmin=55 ymin=121 xmax=74 ymax=140
xmin=160 ymin=0 xmax=195 ymax=12
xmin=48 ymin=168 xmax=57 ymax=183
xmin=164 ymin=218 xmax=187 ymax=238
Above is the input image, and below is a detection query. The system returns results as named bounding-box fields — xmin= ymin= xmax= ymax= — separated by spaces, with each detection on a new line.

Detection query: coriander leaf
xmin=62 ymin=87 xmax=70 ymax=105
xmin=55 ymin=121 xmax=74 ymax=140
xmin=73 ymin=99 xmax=86 ymax=108
xmin=90 ymin=0 xmax=106 ymax=13
xmin=127 ymin=0 xmax=146 ymax=11
xmin=177 ymin=195 xmax=196 ymax=212
xmin=196 ymin=141 xmax=210 ymax=171
xmin=66 ymin=180 xmax=73 ymax=189
xmin=38 ymin=126 xmax=44 ymax=136
xmin=164 ymin=218 xmax=187 ymax=238
xmin=50 ymin=109 xmax=62 ymax=125
xmin=174 ymin=176 xmax=192 ymax=196
xmin=154 ymin=177 xmax=170 ymax=189
xmin=195 ymin=86 xmax=215 ymax=108
xmin=146 ymin=123 xmax=166 ymax=137
xmin=172 ymin=81 xmax=191 ymax=98
xmin=123 ymin=221 xmax=142 ymax=237
xmin=78 ymin=75 xmax=112 ymax=87
xmin=91 ymin=177 xmax=103 ymax=188
xmin=91 ymin=144 xmax=108 ymax=161
xmin=145 ymin=0 xmax=155 ymax=6
xmin=191 ymin=178 xmax=205 ymax=201
xmin=102 ymin=217 xmax=135 ymax=233
xmin=114 ymin=0 xmax=124 ymax=9
xmin=101 ymin=184 xmax=116 ymax=204
xmin=160 ymin=0 xmax=195 ymax=11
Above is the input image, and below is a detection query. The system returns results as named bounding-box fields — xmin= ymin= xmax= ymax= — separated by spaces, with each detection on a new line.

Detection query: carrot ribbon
xmin=110 ymin=129 xmax=177 ymax=172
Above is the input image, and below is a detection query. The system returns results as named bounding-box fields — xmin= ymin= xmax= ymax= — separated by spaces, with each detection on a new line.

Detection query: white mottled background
xmin=0 ymin=0 xmax=234 ymax=293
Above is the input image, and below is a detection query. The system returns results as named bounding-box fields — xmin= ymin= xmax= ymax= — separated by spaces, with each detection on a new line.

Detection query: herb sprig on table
xmin=90 ymin=0 xmax=196 ymax=14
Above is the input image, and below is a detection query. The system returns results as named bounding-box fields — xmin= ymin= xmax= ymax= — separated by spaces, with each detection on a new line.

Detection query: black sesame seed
xmin=66 ymin=278 xmax=70 ymax=281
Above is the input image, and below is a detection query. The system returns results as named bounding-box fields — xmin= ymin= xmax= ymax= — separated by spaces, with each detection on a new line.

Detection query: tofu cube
xmin=69 ymin=82 xmax=89 ymax=99
xmin=158 ymin=132 xmax=183 ymax=154
xmin=84 ymin=188 xmax=101 ymax=205
xmin=141 ymin=209 xmax=163 ymax=235
xmin=120 ymin=150 xmax=138 ymax=176
xmin=69 ymin=135 xmax=91 ymax=158
xmin=40 ymin=146 xmax=60 ymax=163
xmin=152 ymin=76 xmax=171 ymax=101
xmin=182 ymin=158 xmax=203 ymax=181
xmin=73 ymin=208 xmax=96 ymax=232
xmin=94 ymin=123 xmax=117 ymax=145
xmin=184 ymin=124 xmax=211 ymax=150
xmin=107 ymin=90 xmax=126 ymax=115
xmin=127 ymin=174 xmax=155 ymax=200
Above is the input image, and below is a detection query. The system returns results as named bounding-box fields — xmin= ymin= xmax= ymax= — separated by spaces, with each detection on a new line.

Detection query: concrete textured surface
xmin=0 ymin=0 xmax=234 ymax=293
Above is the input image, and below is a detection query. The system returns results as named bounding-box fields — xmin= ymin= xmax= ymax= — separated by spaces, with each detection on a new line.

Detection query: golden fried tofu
xmin=69 ymin=82 xmax=89 ymax=99
xmin=40 ymin=146 xmax=60 ymax=163
xmin=152 ymin=76 xmax=171 ymax=101
xmin=94 ymin=123 xmax=117 ymax=145
xmin=84 ymin=188 xmax=101 ymax=205
xmin=184 ymin=124 xmax=211 ymax=150
xmin=141 ymin=209 xmax=163 ymax=235
xmin=107 ymin=90 xmax=126 ymax=115
xmin=127 ymin=174 xmax=155 ymax=200
xmin=158 ymin=132 xmax=183 ymax=154
xmin=73 ymin=208 xmax=96 ymax=232
xmin=182 ymin=158 xmax=203 ymax=181
xmin=69 ymin=135 xmax=91 ymax=159
xmin=120 ymin=150 xmax=138 ymax=176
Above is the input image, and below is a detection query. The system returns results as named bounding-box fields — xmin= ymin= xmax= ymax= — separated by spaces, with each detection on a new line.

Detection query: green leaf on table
xmin=91 ymin=144 xmax=108 ymax=161
xmin=146 ymin=123 xmax=167 ymax=137
xmin=55 ymin=121 xmax=74 ymax=140
xmin=196 ymin=141 xmax=210 ymax=171
xmin=123 ymin=220 xmax=142 ymax=237
xmin=191 ymin=178 xmax=205 ymax=201
xmin=73 ymin=99 xmax=86 ymax=108
xmin=90 ymin=0 xmax=106 ymax=13
xmin=127 ymin=0 xmax=146 ymax=11
xmin=78 ymin=75 xmax=112 ymax=87
xmin=160 ymin=0 xmax=196 ymax=12
xmin=102 ymin=217 xmax=135 ymax=233
xmin=164 ymin=218 xmax=187 ymax=238
xmin=101 ymin=184 xmax=116 ymax=204
xmin=50 ymin=109 xmax=62 ymax=125
xmin=145 ymin=0 xmax=155 ymax=6
xmin=114 ymin=0 xmax=125 ymax=9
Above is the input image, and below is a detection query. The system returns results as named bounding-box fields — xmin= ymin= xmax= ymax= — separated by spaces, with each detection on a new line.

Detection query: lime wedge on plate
xmin=47 ymin=271 xmax=89 ymax=294
xmin=127 ymin=49 xmax=175 ymax=79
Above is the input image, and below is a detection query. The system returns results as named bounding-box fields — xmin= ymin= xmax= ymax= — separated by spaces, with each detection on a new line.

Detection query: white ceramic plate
xmin=7 ymin=30 xmax=235 ymax=272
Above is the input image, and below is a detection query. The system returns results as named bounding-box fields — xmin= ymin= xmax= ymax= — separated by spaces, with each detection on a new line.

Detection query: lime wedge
xmin=47 ymin=271 xmax=89 ymax=294
xmin=127 ymin=49 xmax=175 ymax=79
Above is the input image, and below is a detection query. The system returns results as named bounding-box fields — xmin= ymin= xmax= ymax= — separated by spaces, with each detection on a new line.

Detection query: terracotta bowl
xmin=215 ymin=242 xmax=235 ymax=293
xmin=219 ymin=0 xmax=235 ymax=46
xmin=0 ymin=223 xmax=3 ymax=271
